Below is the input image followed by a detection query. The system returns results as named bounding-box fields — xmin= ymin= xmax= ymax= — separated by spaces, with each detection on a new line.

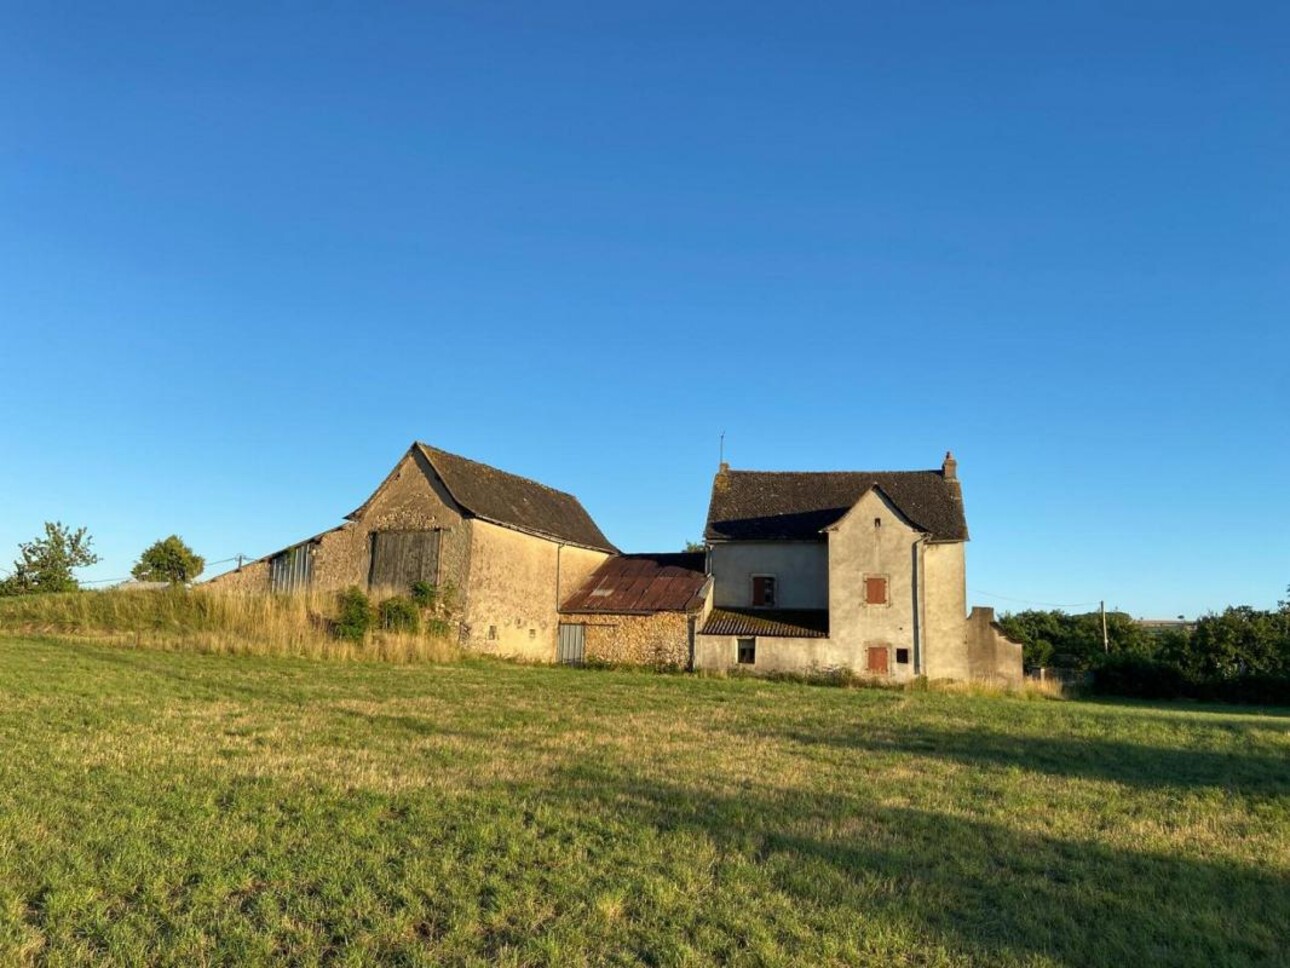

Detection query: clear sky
xmin=2 ymin=2 xmax=1286 ymax=618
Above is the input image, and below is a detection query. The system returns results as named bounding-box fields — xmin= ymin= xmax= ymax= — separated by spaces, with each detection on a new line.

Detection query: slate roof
xmin=415 ymin=444 xmax=618 ymax=553
xmin=699 ymin=607 xmax=829 ymax=638
xmin=704 ymin=467 xmax=967 ymax=543
xmin=560 ymin=553 xmax=707 ymax=614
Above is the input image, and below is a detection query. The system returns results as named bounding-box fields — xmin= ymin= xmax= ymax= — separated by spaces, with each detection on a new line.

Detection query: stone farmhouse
xmin=211 ymin=442 xmax=1019 ymax=681
xmin=693 ymin=453 xmax=1022 ymax=682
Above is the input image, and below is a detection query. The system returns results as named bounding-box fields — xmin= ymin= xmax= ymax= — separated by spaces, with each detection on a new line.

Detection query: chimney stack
xmin=718 ymin=461 xmax=730 ymax=474
xmin=942 ymin=451 xmax=957 ymax=481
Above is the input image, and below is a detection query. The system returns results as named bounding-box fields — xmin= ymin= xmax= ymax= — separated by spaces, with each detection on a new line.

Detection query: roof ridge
xmin=723 ymin=468 xmax=944 ymax=476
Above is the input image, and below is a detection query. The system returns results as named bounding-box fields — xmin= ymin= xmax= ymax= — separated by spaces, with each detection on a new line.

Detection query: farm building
xmin=209 ymin=442 xmax=617 ymax=661
xmin=557 ymin=553 xmax=708 ymax=667
xmin=694 ymin=453 xmax=1023 ymax=682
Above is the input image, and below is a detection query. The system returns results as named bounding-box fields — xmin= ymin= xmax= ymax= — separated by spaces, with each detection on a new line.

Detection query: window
xmin=866 ymin=646 xmax=889 ymax=674
xmin=896 ymin=647 xmax=910 ymax=665
xmin=874 ymin=517 xmax=882 ymax=529
xmin=751 ymin=575 xmax=776 ymax=607
xmin=864 ymin=575 xmax=888 ymax=606
xmin=737 ymin=638 xmax=756 ymax=665
xmin=487 ymin=625 xmax=497 ymax=641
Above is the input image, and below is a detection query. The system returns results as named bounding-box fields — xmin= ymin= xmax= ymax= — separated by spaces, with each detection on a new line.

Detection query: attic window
xmin=751 ymin=575 xmax=776 ymax=608
xmin=874 ymin=517 xmax=882 ymax=529
xmin=864 ymin=575 xmax=889 ymax=606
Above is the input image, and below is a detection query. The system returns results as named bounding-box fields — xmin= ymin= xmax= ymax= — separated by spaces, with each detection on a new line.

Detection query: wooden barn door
xmin=866 ymin=646 xmax=889 ymax=675
xmin=369 ymin=530 xmax=440 ymax=591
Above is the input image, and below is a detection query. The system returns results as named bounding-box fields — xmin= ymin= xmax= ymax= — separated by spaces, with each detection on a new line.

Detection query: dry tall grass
xmin=0 ymin=587 xmax=458 ymax=663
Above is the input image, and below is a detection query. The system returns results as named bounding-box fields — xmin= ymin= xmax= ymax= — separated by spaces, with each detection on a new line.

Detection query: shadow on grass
xmin=542 ymin=763 xmax=1289 ymax=967
xmin=771 ymin=720 xmax=1290 ymax=798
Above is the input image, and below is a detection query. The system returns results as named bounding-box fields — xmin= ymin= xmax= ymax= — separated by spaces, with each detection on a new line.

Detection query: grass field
xmin=0 ymin=637 xmax=1286 ymax=966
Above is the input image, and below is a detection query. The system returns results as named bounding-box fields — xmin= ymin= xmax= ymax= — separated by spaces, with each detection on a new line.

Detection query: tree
xmin=683 ymin=540 xmax=706 ymax=553
xmin=131 ymin=535 xmax=205 ymax=585
xmin=0 ymin=522 xmax=100 ymax=595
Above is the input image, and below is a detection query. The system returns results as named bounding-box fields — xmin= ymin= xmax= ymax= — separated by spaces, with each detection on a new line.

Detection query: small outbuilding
xmin=557 ymin=553 xmax=708 ymax=668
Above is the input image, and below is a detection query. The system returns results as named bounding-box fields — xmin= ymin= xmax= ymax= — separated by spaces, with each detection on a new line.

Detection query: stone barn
xmin=208 ymin=442 xmax=617 ymax=661
xmin=557 ymin=553 xmax=708 ymax=668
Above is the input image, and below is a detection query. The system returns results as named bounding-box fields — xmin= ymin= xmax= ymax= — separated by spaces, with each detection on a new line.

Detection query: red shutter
xmin=865 ymin=576 xmax=888 ymax=605
xmin=752 ymin=576 xmax=776 ymax=606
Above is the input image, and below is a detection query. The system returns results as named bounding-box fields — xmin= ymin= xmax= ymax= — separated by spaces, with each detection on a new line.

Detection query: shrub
xmin=410 ymin=581 xmax=437 ymax=608
xmin=335 ymin=587 xmax=375 ymax=642
xmin=1091 ymin=654 xmax=1188 ymax=700
xmin=379 ymin=596 xmax=420 ymax=634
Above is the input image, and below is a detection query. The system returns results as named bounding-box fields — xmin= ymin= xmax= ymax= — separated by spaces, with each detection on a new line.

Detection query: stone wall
xmin=463 ymin=520 xmax=610 ymax=662
xmin=578 ymin=612 xmax=693 ymax=668
xmin=921 ymin=540 xmax=968 ymax=679
xmin=204 ymin=558 xmax=271 ymax=593
xmin=964 ymin=606 xmax=1025 ymax=683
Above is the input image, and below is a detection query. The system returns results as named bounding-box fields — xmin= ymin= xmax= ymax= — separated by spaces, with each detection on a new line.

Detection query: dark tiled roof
xmin=699 ymin=607 xmax=829 ymax=638
xmin=560 ymin=553 xmax=707 ymax=614
xmin=704 ymin=467 xmax=967 ymax=542
xmin=419 ymin=444 xmax=618 ymax=553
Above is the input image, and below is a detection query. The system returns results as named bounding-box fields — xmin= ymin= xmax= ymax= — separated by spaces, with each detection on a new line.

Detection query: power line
xmin=970 ymin=589 xmax=1102 ymax=610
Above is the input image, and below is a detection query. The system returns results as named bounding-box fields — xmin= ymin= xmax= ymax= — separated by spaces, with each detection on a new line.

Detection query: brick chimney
xmin=942 ymin=451 xmax=957 ymax=481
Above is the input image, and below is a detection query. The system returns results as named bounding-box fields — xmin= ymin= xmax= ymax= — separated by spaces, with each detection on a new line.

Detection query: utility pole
xmin=1101 ymin=600 xmax=1109 ymax=653
xmin=236 ymin=554 xmax=244 ymax=572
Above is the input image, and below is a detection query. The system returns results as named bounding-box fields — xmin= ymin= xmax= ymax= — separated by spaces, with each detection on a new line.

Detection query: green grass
xmin=0 ymin=637 xmax=1286 ymax=966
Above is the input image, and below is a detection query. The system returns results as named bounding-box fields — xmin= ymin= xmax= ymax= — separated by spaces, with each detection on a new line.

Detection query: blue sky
xmin=2 ymin=2 xmax=1286 ymax=617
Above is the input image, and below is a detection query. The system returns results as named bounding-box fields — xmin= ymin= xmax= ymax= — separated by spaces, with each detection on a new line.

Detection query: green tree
xmin=683 ymin=540 xmax=706 ymax=553
xmin=0 ymin=522 xmax=100 ymax=595
xmin=131 ymin=535 xmax=205 ymax=585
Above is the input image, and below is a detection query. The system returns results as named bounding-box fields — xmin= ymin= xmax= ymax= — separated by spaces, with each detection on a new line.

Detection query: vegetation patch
xmin=0 ymin=636 xmax=1285 ymax=966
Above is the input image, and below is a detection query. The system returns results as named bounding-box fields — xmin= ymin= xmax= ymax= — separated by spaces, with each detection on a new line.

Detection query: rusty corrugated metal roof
xmin=699 ymin=607 xmax=829 ymax=638
xmin=560 ymin=553 xmax=707 ymax=614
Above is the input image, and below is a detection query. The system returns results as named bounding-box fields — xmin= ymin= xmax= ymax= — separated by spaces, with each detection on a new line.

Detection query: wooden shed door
xmin=557 ymin=624 xmax=586 ymax=665
xmin=369 ymin=530 xmax=440 ymax=590
xmin=866 ymin=646 xmax=889 ymax=675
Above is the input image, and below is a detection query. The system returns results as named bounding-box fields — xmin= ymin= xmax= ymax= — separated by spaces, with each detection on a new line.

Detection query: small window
xmin=896 ymin=647 xmax=910 ymax=665
xmin=864 ymin=575 xmax=888 ymax=606
xmin=487 ymin=625 xmax=497 ymax=641
xmin=874 ymin=517 xmax=882 ymax=529
xmin=752 ymin=575 xmax=776 ymax=607
xmin=737 ymin=638 xmax=756 ymax=664
xmin=529 ymin=628 xmax=536 ymax=640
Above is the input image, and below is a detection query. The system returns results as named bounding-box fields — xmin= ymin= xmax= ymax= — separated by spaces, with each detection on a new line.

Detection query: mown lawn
xmin=0 ymin=637 xmax=1286 ymax=967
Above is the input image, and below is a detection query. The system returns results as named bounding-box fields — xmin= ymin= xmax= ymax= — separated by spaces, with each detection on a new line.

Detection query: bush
xmin=335 ymin=587 xmax=375 ymax=642
xmin=409 ymin=581 xmax=437 ymax=608
xmin=1091 ymin=655 xmax=1188 ymax=700
xmin=1090 ymin=654 xmax=1290 ymax=705
xmin=379 ymin=596 xmax=420 ymax=634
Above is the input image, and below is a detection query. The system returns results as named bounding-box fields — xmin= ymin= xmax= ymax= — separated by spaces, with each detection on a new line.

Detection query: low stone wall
xmin=204 ymin=559 xmax=270 ymax=593
xmin=964 ymin=606 xmax=1024 ymax=683
xmin=580 ymin=613 xmax=693 ymax=668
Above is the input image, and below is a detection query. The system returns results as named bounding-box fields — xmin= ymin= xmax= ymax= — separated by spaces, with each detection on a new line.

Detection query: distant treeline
xmin=999 ymin=593 xmax=1290 ymax=704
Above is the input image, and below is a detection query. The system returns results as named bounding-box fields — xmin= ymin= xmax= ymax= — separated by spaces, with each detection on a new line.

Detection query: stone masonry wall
xmin=965 ymin=606 xmax=1024 ymax=683
xmin=579 ymin=612 xmax=693 ymax=668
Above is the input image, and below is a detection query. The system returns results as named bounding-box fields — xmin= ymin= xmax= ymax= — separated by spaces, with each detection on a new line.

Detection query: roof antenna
xmin=719 ymin=430 xmax=726 ymax=467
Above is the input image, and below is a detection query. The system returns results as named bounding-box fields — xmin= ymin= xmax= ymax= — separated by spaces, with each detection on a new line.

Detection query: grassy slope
xmin=0 ymin=638 xmax=1286 ymax=967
